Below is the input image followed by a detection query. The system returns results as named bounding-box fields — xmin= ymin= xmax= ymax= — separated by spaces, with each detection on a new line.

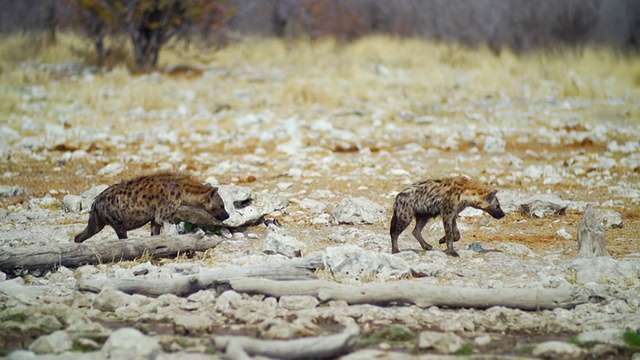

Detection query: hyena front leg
xmin=412 ymin=215 xmax=433 ymax=251
xmin=441 ymin=213 xmax=460 ymax=257
xmin=438 ymin=220 xmax=461 ymax=244
xmin=153 ymin=202 xmax=180 ymax=236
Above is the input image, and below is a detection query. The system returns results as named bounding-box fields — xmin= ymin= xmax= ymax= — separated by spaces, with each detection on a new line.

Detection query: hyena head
xmin=465 ymin=188 xmax=505 ymax=219
xmin=204 ymin=187 xmax=230 ymax=221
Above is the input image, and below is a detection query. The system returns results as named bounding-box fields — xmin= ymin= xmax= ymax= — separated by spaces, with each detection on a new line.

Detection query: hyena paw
xmin=438 ymin=237 xmax=446 ymax=244
xmin=420 ymin=243 xmax=433 ymax=251
xmin=444 ymin=249 xmax=460 ymax=257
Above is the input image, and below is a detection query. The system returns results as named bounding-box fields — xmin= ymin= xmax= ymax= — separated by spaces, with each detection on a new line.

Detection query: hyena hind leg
xmin=74 ymin=212 xmax=106 ymax=243
xmin=390 ymin=212 xmax=412 ymax=254
xmin=412 ymin=215 xmax=433 ymax=251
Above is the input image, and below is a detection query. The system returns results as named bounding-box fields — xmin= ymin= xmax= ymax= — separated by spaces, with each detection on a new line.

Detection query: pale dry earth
xmin=1 ymin=37 xmax=640 ymax=358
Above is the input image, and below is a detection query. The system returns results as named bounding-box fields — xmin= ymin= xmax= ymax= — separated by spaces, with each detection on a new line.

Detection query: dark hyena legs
xmin=412 ymin=214 xmax=433 ymax=251
xmin=390 ymin=212 xmax=434 ymax=254
xmin=441 ymin=213 xmax=461 ymax=257
xmin=74 ymin=208 xmax=106 ymax=243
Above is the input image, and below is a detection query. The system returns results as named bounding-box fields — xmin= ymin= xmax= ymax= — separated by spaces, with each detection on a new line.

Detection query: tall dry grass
xmin=1 ymin=33 xmax=638 ymax=125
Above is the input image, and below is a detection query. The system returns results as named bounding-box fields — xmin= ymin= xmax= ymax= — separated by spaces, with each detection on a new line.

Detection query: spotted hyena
xmin=390 ymin=176 xmax=505 ymax=257
xmin=74 ymin=172 xmax=229 ymax=243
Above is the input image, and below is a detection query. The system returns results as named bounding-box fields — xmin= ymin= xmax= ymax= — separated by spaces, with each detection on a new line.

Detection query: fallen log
xmin=77 ymin=255 xmax=323 ymax=296
xmin=0 ymin=233 xmax=224 ymax=273
xmin=228 ymin=278 xmax=589 ymax=310
xmin=213 ymin=319 xmax=359 ymax=360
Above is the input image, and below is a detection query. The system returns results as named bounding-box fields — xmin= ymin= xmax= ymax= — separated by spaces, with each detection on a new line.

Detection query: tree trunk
xmin=227 ymin=278 xmax=589 ymax=310
xmin=0 ymin=233 xmax=224 ymax=273
xmin=213 ymin=319 xmax=359 ymax=360
xmin=77 ymin=255 xmax=324 ymax=297
xmin=577 ymin=204 xmax=609 ymax=258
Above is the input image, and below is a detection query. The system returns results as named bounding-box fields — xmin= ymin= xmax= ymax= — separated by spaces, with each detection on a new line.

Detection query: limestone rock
xmin=28 ymin=330 xmax=72 ymax=354
xmin=520 ymin=194 xmax=568 ymax=218
xmin=532 ymin=341 xmax=584 ymax=359
xmin=101 ymin=327 xmax=162 ymax=359
xmin=331 ymin=196 xmax=386 ymax=225
xmin=322 ymin=245 xmax=411 ymax=284
xmin=417 ymin=331 xmax=464 ymax=353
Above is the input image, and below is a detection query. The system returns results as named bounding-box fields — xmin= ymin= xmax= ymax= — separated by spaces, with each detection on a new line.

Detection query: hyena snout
xmin=216 ymin=208 xmax=230 ymax=221
xmin=486 ymin=205 xmax=505 ymax=219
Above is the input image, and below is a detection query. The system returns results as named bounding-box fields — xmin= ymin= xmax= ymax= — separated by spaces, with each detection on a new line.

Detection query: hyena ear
xmin=486 ymin=190 xmax=498 ymax=202
xmin=207 ymin=186 xmax=219 ymax=199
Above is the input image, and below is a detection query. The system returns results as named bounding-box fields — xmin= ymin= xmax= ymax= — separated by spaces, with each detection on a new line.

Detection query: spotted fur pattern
xmin=74 ymin=173 xmax=229 ymax=242
xmin=390 ymin=176 xmax=504 ymax=257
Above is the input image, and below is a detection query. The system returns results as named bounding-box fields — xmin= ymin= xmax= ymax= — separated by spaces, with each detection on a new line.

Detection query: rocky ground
xmin=1 ymin=37 xmax=639 ymax=359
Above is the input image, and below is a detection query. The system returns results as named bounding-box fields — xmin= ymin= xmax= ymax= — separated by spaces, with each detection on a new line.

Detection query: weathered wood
xmin=228 ymin=278 xmax=589 ymax=310
xmin=77 ymin=255 xmax=323 ymax=296
xmin=0 ymin=233 xmax=224 ymax=272
xmin=213 ymin=320 xmax=359 ymax=360
xmin=577 ymin=204 xmax=609 ymax=258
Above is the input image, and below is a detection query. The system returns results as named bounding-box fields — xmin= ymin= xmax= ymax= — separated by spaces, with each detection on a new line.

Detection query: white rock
xmin=556 ymin=228 xmax=573 ymax=240
xmin=532 ymin=341 xmax=583 ymax=359
xmin=298 ymin=198 xmax=327 ymax=214
xmin=278 ymin=295 xmax=319 ymax=310
xmin=264 ymin=231 xmax=306 ymax=258
xmin=577 ymin=328 xmax=626 ymax=347
xmin=331 ymin=196 xmax=386 ymax=225
xmin=520 ymin=194 xmax=568 ymax=218
xmin=604 ymin=299 xmax=632 ymax=314
xmin=28 ymin=330 xmax=72 ymax=354
xmin=61 ymin=194 xmax=83 ymax=213
xmin=497 ymin=242 xmax=537 ymax=257
xmin=0 ymin=185 xmax=26 ymax=197
xmin=496 ymin=189 xmax=526 ymax=214
xmin=594 ymin=208 xmax=624 ymax=229
xmin=101 ymin=327 xmax=162 ymax=359
xmin=322 ymin=245 xmax=411 ymax=284
xmin=417 ymin=331 xmax=464 ymax=353
xmin=97 ymin=162 xmax=125 ymax=176
xmin=483 ymin=135 xmax=506 ymax=153
xmin=92 ymin=287 xmax=132 ymax=312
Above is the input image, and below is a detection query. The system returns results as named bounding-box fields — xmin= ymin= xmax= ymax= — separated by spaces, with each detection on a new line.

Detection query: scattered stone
xmin=28 ymin=330 xmax=72 ymax=354
xmin=173 ymin=313 xmax=214 ymax=335
xmin=577 ymin=204 xmax=609 ymax=258
xmin=97 ymin=162 xmax=125 ymax=176
xmin=417 ymin=331 xmax=464 ymax=353
xmin=594 ymin=208 xmax=624 ymax=229
xmin=101 ymin=327 xmax=162 ymax=359
xmin=92 ymin=287 xmax=132 ymax=312
xmin=532 ymin=341 xmax=584 ymax=359
xmin=577 ymin=328 xmax=626 ymax=347
xmin=264 ymin=231 xmax=306 ymax=258
xmin=61 ymin=194 xmax=83 ymax=213
xmin=483 ymin=135 xmax=506 ymax=153
xmin=520 ymin=194 xmax=568 ymax=218
xmin=322 ymin=245 xmax=411 ymax=284
xmin=278 ymin=295 xmax=320 ymax=310
xmin=556 ymin=228 xmax=573 ymax=240
xmin=497 ymin=242 xmax=537 ymax=257
xmin=0 ymin=185 xmax=26 ymax=197
xmin=298 ymin=198 xmax=327 ymax=214
xmin=331 ymin=196 xmax=386 ymax=225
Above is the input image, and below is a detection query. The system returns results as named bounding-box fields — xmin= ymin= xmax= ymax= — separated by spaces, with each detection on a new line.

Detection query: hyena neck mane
xmin=178 ymin=177 xmax=217 ymax=207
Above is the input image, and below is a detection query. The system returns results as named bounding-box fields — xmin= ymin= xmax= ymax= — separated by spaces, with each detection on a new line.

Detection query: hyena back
xmin=390 ymin=176 xmax=504 ymax=257
xmin=74 ymin=173 xmax=229 ymax=243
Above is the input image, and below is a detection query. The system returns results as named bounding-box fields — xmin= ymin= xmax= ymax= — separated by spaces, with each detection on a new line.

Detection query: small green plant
xmin=2 ymin=312 xmax=27 ymax=322
xmin=454 ymin=345 xmax=473 ymax=355
xmin=361 ymin=325 xmax=415 ymax=345
xmin=623 ymin=330 xmax=640 ymax=348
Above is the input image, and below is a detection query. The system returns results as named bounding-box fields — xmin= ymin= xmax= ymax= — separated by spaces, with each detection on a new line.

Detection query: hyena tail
xmin=74 ymin=205 xmax=105 ymax=243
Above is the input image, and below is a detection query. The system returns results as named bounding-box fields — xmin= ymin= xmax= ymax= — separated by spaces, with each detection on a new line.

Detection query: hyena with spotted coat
xmin=390 ymin=176 xmax=504 ymax=257
xmin=74 ymin=173 xmax=229 ymax=242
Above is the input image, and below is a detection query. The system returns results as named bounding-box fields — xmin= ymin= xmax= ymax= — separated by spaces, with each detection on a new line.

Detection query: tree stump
xmin=577 ymin=204 xmax=609 ymax=258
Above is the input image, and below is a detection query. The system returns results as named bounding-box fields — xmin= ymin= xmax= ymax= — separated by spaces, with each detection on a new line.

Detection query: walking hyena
xmin=390 ymin=176 xmax=505 ymax=257
xmin=74 ymin=172 xmax=230 ymax=242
